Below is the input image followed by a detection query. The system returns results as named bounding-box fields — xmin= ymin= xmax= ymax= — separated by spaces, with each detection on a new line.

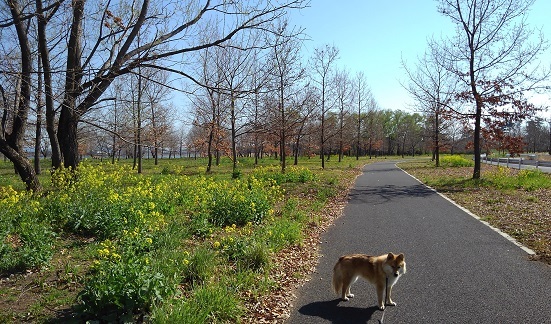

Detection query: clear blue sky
xmin=288 ymin=0 xmax=551 ymax=117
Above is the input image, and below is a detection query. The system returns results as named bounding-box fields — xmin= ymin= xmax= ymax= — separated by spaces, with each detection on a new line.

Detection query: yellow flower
xmin=145 ymin=237 xmax=153 ymax=244
xmin=183 ymin=259 xmax=190 ymax=265
xmin=213 ymin=241 xmax=221 ymax=249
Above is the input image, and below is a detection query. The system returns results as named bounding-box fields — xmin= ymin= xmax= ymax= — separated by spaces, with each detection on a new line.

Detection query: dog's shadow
xmin=298 ymin=299 xmax=380 ymax=323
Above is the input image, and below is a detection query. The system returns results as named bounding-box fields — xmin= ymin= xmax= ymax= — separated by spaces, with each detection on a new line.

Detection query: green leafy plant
xmin=78 ymin=237 xmax=174 ymax=317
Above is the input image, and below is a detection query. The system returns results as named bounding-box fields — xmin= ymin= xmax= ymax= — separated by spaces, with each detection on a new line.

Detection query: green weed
xmin=150 ymin=283 xmax=242 ymax=324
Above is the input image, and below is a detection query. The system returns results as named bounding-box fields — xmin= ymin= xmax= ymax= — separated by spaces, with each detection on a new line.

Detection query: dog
xmin=332 ymin=252 xmax=406 ymax=310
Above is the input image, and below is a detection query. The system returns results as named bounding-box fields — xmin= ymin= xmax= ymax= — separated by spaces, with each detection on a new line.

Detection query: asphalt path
xmin=287 ymin=161 xmax=551 ymax=324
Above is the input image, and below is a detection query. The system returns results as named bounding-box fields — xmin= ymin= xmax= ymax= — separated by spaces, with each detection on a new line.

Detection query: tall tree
xmin=310 ymin=44 xmax=339 ymax=168
xmin=402 ymin=47 xmax=456 ymax=166
xmin=268 ymin=19 xmax=305 ymax=173
xmin=354 ymin=71 xmax=371 ymax=160
xmin=435 ymin=0 xmax=548 ymax=178
xmin=217 ymin=35 xmax=257 ymax=176
xmin=332 ymin=67 xmax=353 ymax=162
xmin=0 ymin=0 xmax=41 ymax=191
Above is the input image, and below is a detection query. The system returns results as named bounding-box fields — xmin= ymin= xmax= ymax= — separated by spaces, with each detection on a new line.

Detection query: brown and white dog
xmin=332 ymin=253 xmax=406 ymax=310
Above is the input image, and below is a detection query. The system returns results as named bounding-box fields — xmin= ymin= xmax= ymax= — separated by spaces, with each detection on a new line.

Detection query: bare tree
xmin=354 ymin=71 xmax=372 ymax=160
xmin=217 ymin=35 xmax=258 ymax=176
xmin=268 ymin=19 xmax=305 ymax=172
xmin=434 ymin=0 xmax=548 ymax=178
xmin=310 ymin=44 xmax=339 ymax=168
xmin=402 ymin=46 xmax=457 ymax=166
xmin=0 ymin=0 xmax=43 ymax=191
xmin=332 ymin=67 xmax=353 ymax=162
xmin=1 ymin=0 xmax=307 ymax=190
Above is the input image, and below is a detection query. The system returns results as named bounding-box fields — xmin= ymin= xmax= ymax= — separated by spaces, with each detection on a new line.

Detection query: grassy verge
xmin=0 ymin=155 xmax=369 ymax=323
xmin=399 ymin=156 xmax=551 ymax=265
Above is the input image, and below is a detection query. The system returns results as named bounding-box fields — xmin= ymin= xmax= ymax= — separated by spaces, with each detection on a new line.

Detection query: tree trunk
xmin=230 ymin=95 xmax=237 ymax=174
xmin=434 ymin=110 xmax=440 ymax=167
xmin=0 ymin=139 xmax=42 ymax=192
xmin=58 ymin=0 xmax=84 ymax=169
xmin=36 ymin=0 xmax=61 ymax=169
xmin=57 ymin=109 xmax=80 ymax=168
xmin=35 ymin=57 xmax=43 ymax=175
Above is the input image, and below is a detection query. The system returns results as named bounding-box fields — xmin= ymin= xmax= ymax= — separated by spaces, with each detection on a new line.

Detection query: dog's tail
xmin=332 ymin=257 xmax=344 ymax=296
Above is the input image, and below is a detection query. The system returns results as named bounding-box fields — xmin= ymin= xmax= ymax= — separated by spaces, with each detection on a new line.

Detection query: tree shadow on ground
xmin=347 ymin=184 xmax=436 ymax=205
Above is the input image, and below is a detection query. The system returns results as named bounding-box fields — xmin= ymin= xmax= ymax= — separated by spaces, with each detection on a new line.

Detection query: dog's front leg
xmin=385 ymin=283 xmax=396 ymax=306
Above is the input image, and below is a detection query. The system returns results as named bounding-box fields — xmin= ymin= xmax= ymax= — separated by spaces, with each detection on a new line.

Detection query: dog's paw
xmin=387 ymin=301 xmax=397 ymax=306
xmin=379 ymin=305 xmax=385 ymax=311
xmin=346 ymin=293 xmax=354 ymax=298
xmin=341 ymin=296 xmax=350 ymax=301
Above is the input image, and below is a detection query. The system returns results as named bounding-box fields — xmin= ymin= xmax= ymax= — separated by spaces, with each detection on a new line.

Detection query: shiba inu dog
xmin=332 ymin=253 xmax=406 ymax=310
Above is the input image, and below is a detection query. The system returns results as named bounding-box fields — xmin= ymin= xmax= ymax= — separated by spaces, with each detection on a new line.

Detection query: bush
xmin=79 ymin=236 xmax=174 ymax=317
xmin=206 ymin=177 xmax=281 ymax=227
xmin=262 ymin=218 xmax=302 ymax=252
xmin=252 ymin=166 xmax=317 ymax=184
xmin=440 ymin=155 xmax=474 ymax=167
xmin=486 ymin=167 xmax=551 ymax=191
xmin=0 ymin=187 xmax=55 ymax=273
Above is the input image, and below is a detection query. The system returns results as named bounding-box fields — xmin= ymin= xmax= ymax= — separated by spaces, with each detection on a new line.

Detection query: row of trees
xmin=0 ymin=0 xmax=308 ymax=191
xmin=1 ymin=0 xmax=550 ymax=191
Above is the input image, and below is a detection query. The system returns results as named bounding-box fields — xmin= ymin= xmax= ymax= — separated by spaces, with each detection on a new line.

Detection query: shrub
xmin=207 ymin=177 xmax=281 ymax=227
xmin=78 ymin=236 xmax=174 ymax=317
xmin=486 ymin=168 xmax=551 ymax=191
xmin=440 ymin=155 xmax=474 ymax=167
xmin=0 ymin=187 xmax=55 ymax=273
xmin=252 ymin=166 xmax=317 ymax=184
xmin=238 ymin=241 xmax=271 ymax=271
xmin=262 ymin=218 xmax=302 ymax=252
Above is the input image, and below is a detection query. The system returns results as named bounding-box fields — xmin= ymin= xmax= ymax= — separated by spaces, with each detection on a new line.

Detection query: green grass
xmin=0 ymin=155 xmax=369 ymax=322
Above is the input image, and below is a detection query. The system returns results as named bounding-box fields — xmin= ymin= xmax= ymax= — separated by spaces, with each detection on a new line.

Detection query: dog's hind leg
xmin=343 ymin=276 xmax=357 ymax=300
xmin=376 ymin=281 xmax=385 ymax=310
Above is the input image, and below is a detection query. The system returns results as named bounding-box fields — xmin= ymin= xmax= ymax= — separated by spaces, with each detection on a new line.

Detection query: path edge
xmin=397 ymin=164 xmax=536 ymax=256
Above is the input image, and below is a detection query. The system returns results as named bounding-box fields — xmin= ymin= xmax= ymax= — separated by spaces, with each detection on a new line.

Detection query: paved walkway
xmin=287 ymin=162 xmax=551 ymax=323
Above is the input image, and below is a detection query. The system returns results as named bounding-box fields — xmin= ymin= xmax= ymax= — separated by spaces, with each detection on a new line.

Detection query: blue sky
xmin=288 ymin=1 xmax=551 ymax=117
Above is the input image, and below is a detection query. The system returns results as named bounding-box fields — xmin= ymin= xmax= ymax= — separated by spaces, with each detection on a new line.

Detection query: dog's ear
xmin=396 ymin=253 xmax=404 ymax=261
xmin=386 ymin=253 xmax=395 ymax=260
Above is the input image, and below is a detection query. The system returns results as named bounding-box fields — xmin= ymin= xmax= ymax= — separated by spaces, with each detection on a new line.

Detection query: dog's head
xmin=384 ymin=253 xmax=406 ymax=278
